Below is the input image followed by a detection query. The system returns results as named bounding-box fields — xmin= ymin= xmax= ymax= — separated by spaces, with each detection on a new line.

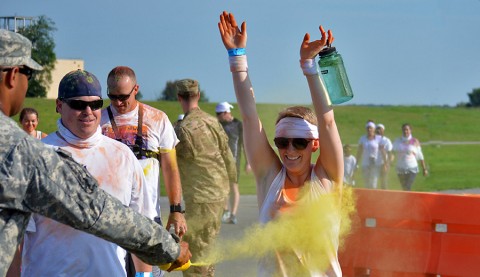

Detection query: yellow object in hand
xmin=159 ymin=260 xmax=191 ymax=271
xmin=159 ymin=224 xmax=191 ymax=271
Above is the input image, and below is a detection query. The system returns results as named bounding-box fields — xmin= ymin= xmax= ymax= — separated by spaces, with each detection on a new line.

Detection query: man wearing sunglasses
xmin=101 ymin=66 xmax=186 ymax=277
xmin=0 ymin=30 xmax=190 ymax=276
xmin=22 ymin=70 xmax=162 ymax=276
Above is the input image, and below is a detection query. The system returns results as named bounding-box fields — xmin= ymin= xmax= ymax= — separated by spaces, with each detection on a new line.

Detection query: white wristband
xmin=300 ymin=59 xmax=318 ymax=75
xmin=229 ymin=55 xmax=248 ymax=72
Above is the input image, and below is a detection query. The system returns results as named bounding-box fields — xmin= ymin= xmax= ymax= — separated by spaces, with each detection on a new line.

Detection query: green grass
xmin=16 ymin=99 xmax=480 ymax=194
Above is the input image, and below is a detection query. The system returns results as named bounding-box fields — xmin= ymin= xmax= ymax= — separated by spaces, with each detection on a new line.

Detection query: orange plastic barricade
xmin=339 ymin=188 xmax=480 ymax=277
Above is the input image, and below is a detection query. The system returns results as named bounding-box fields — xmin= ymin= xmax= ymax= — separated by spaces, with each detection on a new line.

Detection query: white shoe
xmin=221 ymin=210 xmax=231 ymax=223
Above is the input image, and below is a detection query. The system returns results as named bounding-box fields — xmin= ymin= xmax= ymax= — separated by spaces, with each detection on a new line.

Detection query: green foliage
xmin=159 ymin=81 xmax=177 ymax=101
xmin=159 ymin=80 xmax=209 ymax=102
xmin=18 ymin=16 xmax=56 ymax=98
xmin=17 ymin=99 xmax=480 ymax=194
xmin=467 ymin=88 xmax=480 ymax=107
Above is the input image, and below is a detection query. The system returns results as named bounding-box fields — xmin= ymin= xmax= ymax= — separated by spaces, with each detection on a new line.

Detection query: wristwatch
xmin=170 ymin=204 xmax=185 ymax=214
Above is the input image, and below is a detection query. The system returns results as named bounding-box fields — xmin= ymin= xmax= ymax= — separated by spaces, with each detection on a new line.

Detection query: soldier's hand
xmin=167 ymin=241 xmax=192 ymax=272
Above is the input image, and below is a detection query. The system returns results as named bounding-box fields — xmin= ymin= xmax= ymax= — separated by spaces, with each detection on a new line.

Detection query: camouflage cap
xmin=58 ymin=70 xmax=102 ymax=99
xmin=0 ymin=29 xmax=43 ymax=70
xmin=176 ymin=79 xmax=199 ymax=97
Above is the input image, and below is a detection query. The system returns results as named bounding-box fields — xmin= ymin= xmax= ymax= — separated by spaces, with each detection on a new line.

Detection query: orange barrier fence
xmin=339 ymin=188 xmax=480 ymax=277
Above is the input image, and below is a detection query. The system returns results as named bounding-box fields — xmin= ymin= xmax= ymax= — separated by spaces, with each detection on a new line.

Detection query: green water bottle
xmin=318 ymin=46 xmax=354 ymax=105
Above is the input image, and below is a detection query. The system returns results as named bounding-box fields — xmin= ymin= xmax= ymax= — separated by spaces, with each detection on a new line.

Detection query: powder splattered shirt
xmin=22 ymin=121 xmax=154 ymax=276
xmin=175 ymin=107 xmax=237 ymax=203
xmin=101 ymin=103 xmax=179 ymax=217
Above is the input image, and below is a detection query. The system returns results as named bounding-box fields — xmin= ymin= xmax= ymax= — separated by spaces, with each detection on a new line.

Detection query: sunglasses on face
xmin=274 ymin=137 xmax=311 ymax=150
xmin=1 ymin=66 xmax=34 ymax=80
xmin=107 ymin=84 xmax=136 ymax=101
xmin=62 ymin=99 xmax=104 ymax=111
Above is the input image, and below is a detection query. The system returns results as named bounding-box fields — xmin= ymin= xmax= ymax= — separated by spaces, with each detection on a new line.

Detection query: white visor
xmin=275 ymin=117 xmax=318 ymax=139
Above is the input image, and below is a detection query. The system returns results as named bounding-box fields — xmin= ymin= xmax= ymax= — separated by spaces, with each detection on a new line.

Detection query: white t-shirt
xmin=358 ymin=135 xmax=382 ymax=167
xmin=392 ymin=136 xmax=424 ymax=172
xmin=22 ymin=122 xmax=153 ymax=277
xmin=101 ymin=103 xmax=179 ymax=217
xmin=376 ymin=136 xmax=393 ymax=166
xmin=343 ymin=155 xmax=357 ymax=185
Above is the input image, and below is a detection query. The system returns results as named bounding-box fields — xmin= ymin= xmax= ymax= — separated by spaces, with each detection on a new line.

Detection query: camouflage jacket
xmin=175 ymin=107 xmax=237 ymax=204
xmin=0 ymin=113 xmax=179 ymax=276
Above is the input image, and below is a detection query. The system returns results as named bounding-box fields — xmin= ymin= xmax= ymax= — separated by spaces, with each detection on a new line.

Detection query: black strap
xmin=136 ymin=103 xmax=145 ymax=158
xmin=106 ymin=106 xmax=120 ymax=139
xmin=108 ymin=104 xmax=149 ymax=159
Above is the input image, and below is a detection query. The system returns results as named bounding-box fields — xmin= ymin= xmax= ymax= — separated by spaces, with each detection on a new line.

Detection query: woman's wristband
xmin=300 ymin=59 xmax=319 ymax=75
xmin=228 ymin=48 xmax=246 ymax=57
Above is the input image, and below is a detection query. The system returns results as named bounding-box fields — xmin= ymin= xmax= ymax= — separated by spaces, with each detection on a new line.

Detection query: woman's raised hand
xmin=218 ymin=11 xmax=247 ymax=50
xmin=300 ymin=25 xmax=334 ymax=60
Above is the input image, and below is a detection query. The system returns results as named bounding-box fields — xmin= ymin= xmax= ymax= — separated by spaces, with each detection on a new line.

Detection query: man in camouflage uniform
xmin=0 ymin=29 xmax=190 ymax=277
xmin=175 ymin=79 xmax=237 ymax=277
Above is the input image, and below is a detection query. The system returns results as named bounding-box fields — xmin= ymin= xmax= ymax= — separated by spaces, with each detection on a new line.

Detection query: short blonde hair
xmin=276 ymin=106 xmax=317 ymax=126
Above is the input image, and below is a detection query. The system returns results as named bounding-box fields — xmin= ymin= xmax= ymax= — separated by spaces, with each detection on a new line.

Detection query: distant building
xmin=47 ymin=59 xmax=84 ymax=99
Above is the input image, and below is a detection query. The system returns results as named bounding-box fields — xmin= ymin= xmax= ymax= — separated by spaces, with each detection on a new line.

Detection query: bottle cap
xmin=318 ymin=46 xmax=337 ymax=57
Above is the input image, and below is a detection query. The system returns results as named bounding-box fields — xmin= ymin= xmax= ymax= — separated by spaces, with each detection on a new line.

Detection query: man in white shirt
xmin=22 ymin=70 xmax=155 ymax=276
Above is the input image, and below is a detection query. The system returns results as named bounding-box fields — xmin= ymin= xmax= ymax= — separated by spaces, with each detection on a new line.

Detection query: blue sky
xmin=4 ymin=0 xmax=480 ymax=106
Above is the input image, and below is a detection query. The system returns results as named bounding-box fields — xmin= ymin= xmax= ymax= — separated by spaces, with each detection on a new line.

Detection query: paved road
xmin=160 ymin=195 xmax=259 ymax=277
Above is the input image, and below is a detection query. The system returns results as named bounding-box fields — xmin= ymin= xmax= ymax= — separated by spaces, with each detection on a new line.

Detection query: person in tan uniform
xmin=175 ymin=79 xmax=237 ymax=277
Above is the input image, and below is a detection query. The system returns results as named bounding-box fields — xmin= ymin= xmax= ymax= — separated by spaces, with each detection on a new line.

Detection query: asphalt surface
xmin=160 ymin=195 xmax=260 ymax=277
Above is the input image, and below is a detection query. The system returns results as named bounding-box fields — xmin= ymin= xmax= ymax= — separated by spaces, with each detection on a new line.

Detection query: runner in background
xmin=216 ymin=101 xmax=251 ymax=224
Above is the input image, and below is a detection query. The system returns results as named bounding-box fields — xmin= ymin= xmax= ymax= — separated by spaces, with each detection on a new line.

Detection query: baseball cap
xmin=376 ymin=123 xmax=385 ymax=130
xmin=0 ymin=29 xmax=43 ymax=70
xmin=215 ymin=102 xmax=234 ymax=113
xmin=58 ymin=70 xmax=102 ymax=99
xmin=176 ymin=79 xmax=199 ymax=97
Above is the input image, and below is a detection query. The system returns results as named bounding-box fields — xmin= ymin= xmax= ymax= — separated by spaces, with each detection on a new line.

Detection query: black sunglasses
xmin=107 ymin=84 xmax=136 ymax=101
xmin=62 ymin=99 xmax=104 ymax=111
xmin=274 ymin=137 xmax=311 ymax=150
xmin=1 ymin=66 xmax=34 ymax=80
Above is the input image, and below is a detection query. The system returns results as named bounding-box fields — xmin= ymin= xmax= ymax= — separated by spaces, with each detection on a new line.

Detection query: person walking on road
xmin=175 ymin=79 xmax=237 ymax=277
xmin=392 ymin=123 xmax=428 ymax=191
xmin=216 ymin=101 xmax=250 ymax=224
